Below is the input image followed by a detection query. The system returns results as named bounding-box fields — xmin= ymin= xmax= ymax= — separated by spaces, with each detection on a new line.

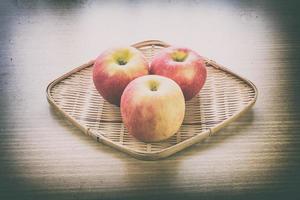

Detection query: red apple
xmin=121 ymin=75 xmax=185 ymax=142
xmin=93 ymin=47 xmax=149 ymax=106
xmin=150 ymin=47 xmax=207 ymax=101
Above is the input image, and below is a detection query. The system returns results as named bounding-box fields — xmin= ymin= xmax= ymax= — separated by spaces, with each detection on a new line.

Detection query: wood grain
xmin=1 ymin=0 xmax=300 ymax=199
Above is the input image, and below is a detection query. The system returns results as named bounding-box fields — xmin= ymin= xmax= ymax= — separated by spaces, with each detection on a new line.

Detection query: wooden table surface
xmin=1 ymin=1 xmax=300 ymax=199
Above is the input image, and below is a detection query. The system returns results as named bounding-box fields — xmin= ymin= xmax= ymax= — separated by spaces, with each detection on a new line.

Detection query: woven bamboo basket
xmin=46 ymin=40 xmax=257 ymax=160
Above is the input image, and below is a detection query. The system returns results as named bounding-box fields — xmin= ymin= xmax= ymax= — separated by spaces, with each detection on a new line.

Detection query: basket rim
xmin=46 ymin=40 xmax=258 ymax=160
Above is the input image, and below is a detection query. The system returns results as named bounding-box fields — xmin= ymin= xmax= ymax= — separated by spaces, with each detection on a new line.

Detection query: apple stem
xmin=151 ymin=85 xmax=157 ymax=91
xmin=117 ymin=58 xmax=127 ymax=65
xmin=172 ymin=50 xmax=188 ymax=62
xmin=149 ymin=81 xmax=158 ymax=91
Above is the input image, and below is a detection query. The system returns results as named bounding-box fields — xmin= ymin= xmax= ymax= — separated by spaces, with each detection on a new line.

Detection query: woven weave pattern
xmin=49 ymin=43 xmax=256 ymax=157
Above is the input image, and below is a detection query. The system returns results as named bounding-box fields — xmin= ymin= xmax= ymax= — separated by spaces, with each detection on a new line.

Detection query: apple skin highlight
xmin=93 ymin=47 xmax=148 ymax=106
xmin=121 ymin=75 xmax=185 ymax=142
xmin=150 ymin=47 xmax=207 ymax=101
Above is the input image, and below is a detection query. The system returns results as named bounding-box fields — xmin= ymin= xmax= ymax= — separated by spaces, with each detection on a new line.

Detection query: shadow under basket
xmin=46 ymin=40 xmax=258 ymax=160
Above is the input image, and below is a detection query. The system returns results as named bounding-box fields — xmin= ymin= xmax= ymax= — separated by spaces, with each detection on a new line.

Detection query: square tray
xmin=46 ymin=40 xmax=257 ymax=160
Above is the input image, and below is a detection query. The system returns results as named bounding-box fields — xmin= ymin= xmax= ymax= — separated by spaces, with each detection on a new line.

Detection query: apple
xmin=121 ymin=75 xmax=185 ymax=142
xmin=150 ymin=47 xmax=207 ymax=101
xmin=93 ymin=46 xmax=149 ymax=106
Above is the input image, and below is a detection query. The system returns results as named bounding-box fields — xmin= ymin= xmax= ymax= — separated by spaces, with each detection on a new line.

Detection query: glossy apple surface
xmin=93 ymin=47 xmax=148 ymax=106
xmin=150 ymin=47 xmax=207 ymax=101
xmin=121 ymin=75 xmax=185 ymax=142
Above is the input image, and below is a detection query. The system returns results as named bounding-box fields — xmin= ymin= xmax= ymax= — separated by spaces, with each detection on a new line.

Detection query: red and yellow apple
xmin=93 ymin=47 xmax=148 ymax=106
xmin=120 ymin=75 xmax=185 ymax=142
xmin=150 ymin=47 xmax=207 ymax=101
